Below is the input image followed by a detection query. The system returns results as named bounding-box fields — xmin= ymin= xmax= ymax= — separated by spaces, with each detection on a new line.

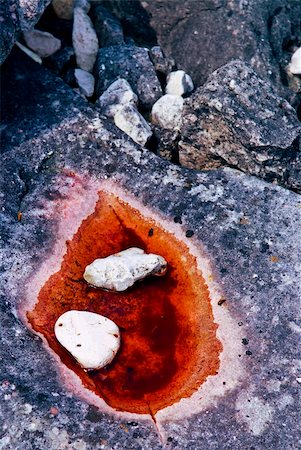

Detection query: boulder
xmin=179 ymin=60 xmax=301 ymax=192
xmin=94 ymin=44 xmax=162 ymax=110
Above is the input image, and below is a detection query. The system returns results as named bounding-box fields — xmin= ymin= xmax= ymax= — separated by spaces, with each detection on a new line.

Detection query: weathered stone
xmin=151 ymin=94 xmax=183 ymax=130
xmin=289 ymin=47 xmax=301 ymax=75
xmin=153 ymin=126 xmax=180 ymax=162
xmin=166 ymin=70 xmax=194 ymax=96
xmin=179 ymin=60 xmax=301 ymax=192
xmin=98 ymin=78 xmax=137 ymax=118
xmin=90 ymin=5 xmax=124 ymax=47
xmin=114 ymin=103 xmax=152 ymax=146
xmin=52 ymin=0 xmax=74 ymax=20
xmin=74 ymin=68 xmax=95 ymax=97
xmin=94 ymin=44 xmax=162 ymax=110
xmin=84 ymin=248 xmax=167 ymax=291
xmin=1 ymin=50 xmax=301 ymax=449
xmin=23 ymin=29 xmax=61 ymax=58
xmin=55 ymin=311 xmax=120 ymax=370
xmin=150 ymin=45 xmax=174 ymax=75
xmin=0 ymin=0 xmax=49 ymax=65
xmin=72 ymin=6 xmax=98 ymax=72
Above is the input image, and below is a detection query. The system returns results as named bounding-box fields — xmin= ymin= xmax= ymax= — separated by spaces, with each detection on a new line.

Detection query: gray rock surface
xmin=0 ymin=0 xmax=50 ymax=65
xmin=90 ymin=4 xmax=124 ymax=47
xmin=1 ymin=49 xmax=300 ymax=450
xmin=179 ymin=60 xmax=301 ymax=193
xmin=94 ymin=44 xmax=162 ymax=110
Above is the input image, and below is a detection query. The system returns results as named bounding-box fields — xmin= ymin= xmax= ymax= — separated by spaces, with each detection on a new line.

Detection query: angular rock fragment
xmin=94 ymin=45 xmax=162 ymax=110
xmin=166 ymin=70 xmax=194 ymax=96
xmin=23 ymin=30 xmax=61 ymax=58
xmin=179 ymin=60 xmax=301 ymax=192
xmin=84 ymin=248 xmax=167 ymax=291
xmin=90 ymin=5 xmax=124 ymax=47
xmin=54 ymin=311 xmax=120 ymax=370
xmin=153 ymin=126 xmax=180 ymax=162
xmin=98 ymin=79 xmax=137 ymax=117
xmin=289 ymin=48 xmax=301 ymax=75
xmin=151 ymin=94 xmax=183 ymax=130
xmin=150 ymin=46 xmax=174 ymax=75
xmin=74 ymin=68 xmax=95 ymax=97
xmin=114 ymin=104 xmax=152 ymax=146
xmin=72 ymin=7 xmax=99 ymax=72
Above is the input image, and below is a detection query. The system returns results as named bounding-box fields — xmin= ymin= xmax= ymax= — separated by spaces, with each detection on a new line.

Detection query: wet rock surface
xmin=179 ymin=61 xmax=301 ymax=192
xmin=1 ymin=48 xmax=300 ymax=450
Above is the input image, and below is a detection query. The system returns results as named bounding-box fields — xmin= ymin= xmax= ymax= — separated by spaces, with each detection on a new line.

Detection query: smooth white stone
xmin=166 ymin=70 xmax=194 ymax=96
xmin=72 ymin=7 xmax=99 ymax=72
xmin=23 ymin=30 xmax=61 ymax=58
xmin=54 ymin=310 xmax=120 ymax=370
xmin=84 ymin=247 xmax=167 ymax=291
xmin=75 ymin=68 xmax=95 ymax=97
xmin=114 ymin=104 xmax=152 ymax=146
xmin=289 ymin=47 xmax=301 ymax=75
xmin=151 ymin=94 xmax=184 ymax=130
xmin=98 ymin=79 xmax=138 ymax=117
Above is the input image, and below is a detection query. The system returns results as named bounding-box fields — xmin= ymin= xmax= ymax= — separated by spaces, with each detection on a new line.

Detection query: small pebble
xmin=54 ymin=310 xmax=120 ymax=370
xmin=72 ymin=7 xmax=99 ymax=72
xmin=288 ymin=47 xmax=301 ymax=75
xmin=98 ymin=79 xmax=138 ymax=117
xmin=23 ymin=30 xmax=61 ymax=58
xmin=52 ymin=0 xmax=74 ymax=20
xmin=151 ymin=94 xmax=184 ymax=130
xmin=84 ymin=247 xmax=167 ymax=291
xmin=74 ymin=69 xmax=95 ymax=97
xmin=114 ymin=104 xmax=152 ymax=146
xmin=166 ymin=70 xmax=194 ymax=96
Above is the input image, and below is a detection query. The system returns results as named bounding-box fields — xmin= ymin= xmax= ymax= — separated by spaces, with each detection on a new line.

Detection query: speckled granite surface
xmin=1 ymin=51 xmax=300 ymax=450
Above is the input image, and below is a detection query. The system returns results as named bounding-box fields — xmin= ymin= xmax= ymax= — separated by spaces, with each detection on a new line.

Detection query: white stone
xmin=114 ymin=104 xmax=152 ymax=146
xmin=288 ymin=47 xmax=301 ymax=75
xmin=98 ymin=79 xmax=138 ymax=118
xmin=84 ymin=247 xmax=167 ymax=291
xmin=75 ymin=69 xmax=95 ymax=97
xmin=151 ymin=94 xmax=184 ymax=130
xmin=23 ymin=30 xmax=61 ymax=58
xmin=54 ymin=311 xmax=120 ymax=370
xmin=166 ymin=70 xmax=194 ymax=96
xmin=72 ymin=7 xmax=99 ymax=72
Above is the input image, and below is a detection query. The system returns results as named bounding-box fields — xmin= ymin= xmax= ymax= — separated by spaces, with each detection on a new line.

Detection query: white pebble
xmin=114 ymin=104 xmax=152 ymax=146
xmin=74 ymin=69 xmax=95 ymax=97
xmin=151 ymin=94 xmax=184 ymax=129
xmin=72 ymin=7 xmax=99 ymax=72
xmin=23 ymin=30 xmax=61 ymax=58
xmin=166 ymin=70 xmax=194 ymax=96
xmin=288 ymin=47 xmax=301 ymax=75
xmin=54 ymin=311 xmax=120 ymax=370
xmin=84 ymin=247 xmax=167 ymax=291
xmin=98 ymin=79 xmax=138 ymax=117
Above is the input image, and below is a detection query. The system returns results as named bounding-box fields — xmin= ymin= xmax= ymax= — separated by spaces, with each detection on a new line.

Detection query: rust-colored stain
xmin=28 ymin=191 xmax=222 ymax=415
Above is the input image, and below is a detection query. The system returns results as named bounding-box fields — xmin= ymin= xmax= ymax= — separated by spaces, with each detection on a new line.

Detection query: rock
xmin=1 ymin=50 xmax=301 ymax=449
xmin=153 ymin=126 xmax=180 ymax=162
xmin=72 ymin=7 xmax=99 ymax=72
xmin=74 ymin=68 xmax=95 ymax=97
xmin=94 ymin=45 xmax=162 ymax=110
xmin=43 ymin=46 xmax=75 ymax=75
xmin=52 ymin=0 xmax=74 ymax=20
xmin=90 ymin=5 xmax=124 ymax=47
xmin=98 ymin=78 xmax=137 ymax=117
xmin=0 ymin=0 xmax=49 ymax=65
xmin=149 ymin=46 xmax=174 ymax=75
xmin=114 ymin=104 xmax=152 ymax=146
xmin=23 ymin=30 xmax=61 ymax=58
xmin=74 ymin=0 xmax=90 ymax=13
xmin=84 ymin=247 xmax=167 ymax=291
xmin=288 ymin=47 xmax=301 ymax=75
xmin=54 ymin=311 xmax=120 ymax=370
xmin=166 ymin=70 xmax=194 ymax=96
xmin=179 ymin=60 xmax=301 ymax=192
xmin=151 ymin=94 xmax=183 ymax=130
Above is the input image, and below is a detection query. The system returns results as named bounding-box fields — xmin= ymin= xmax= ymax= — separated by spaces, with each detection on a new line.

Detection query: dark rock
xmin=149 ymin=46 xmax=174 ymax=75
xmin=179 ymin=60 xmax=301 ymax=192
xmin=94 ymin=44 xmax=162 ymax=110
xmin=153 ymin=126 xmax=180 ymax=163
xmin=90 ymin=5 xmax=124 ymax=47
xmin=0 ymin=0 xmax=50 ymax=65
xmin=1 ymin=45 xmax=300 ymax=450
xmin=43 ymin=46 xmax=75 ymax=75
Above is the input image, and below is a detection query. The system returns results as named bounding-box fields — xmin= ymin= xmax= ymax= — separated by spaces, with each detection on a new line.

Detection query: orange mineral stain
xmin=27 ymin=191 xmax=222 ymax=415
